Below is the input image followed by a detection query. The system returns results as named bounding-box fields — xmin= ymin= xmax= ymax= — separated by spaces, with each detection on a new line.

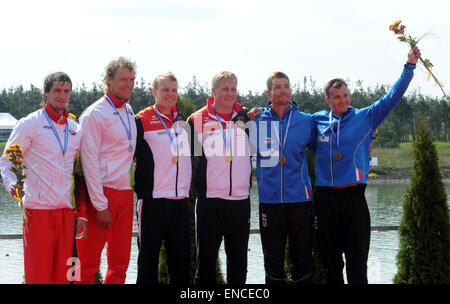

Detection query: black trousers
xmin=314 ymin=184 xmax=371 ymax=284
xmin=195 ymin=197 xmax=250 ymax=284
xmin=136 ymin=197 xmax=190 ymax=284
xmin=259 ymin=202 xmax=313 ymax=284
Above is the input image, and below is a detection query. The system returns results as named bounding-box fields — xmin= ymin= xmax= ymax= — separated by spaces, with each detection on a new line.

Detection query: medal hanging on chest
xmin=270 ymin=108 xmax=293 ymax=166
xmin=154 ymin=105 xmax=180 ymax=164
xmin=213 ymin=105 xmax=234 ymax=163
xmin=105 ymin=94 xmax=133 ymax=153
xmin=43 ymin=109 xmax=69 ymax=168
xmin=329 ymin=111 xmax=343 ymax=161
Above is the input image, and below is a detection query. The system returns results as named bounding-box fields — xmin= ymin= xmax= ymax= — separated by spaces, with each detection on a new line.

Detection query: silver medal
xmin=128 ymin=144 xmax=133 ymax=152
xmin=60 ymin=160 xmax=68 ymax=168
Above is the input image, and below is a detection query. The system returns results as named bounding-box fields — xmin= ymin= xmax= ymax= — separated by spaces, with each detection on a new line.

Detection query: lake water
xmin=0 ymin=182 xmax=449 ymax=284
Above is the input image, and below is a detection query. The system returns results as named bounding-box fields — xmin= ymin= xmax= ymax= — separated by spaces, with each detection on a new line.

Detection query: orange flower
xmin=389 ymin=20 xmax=402 ymax=32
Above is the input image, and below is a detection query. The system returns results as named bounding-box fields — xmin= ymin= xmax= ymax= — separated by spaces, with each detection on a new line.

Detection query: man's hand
xmin=96 ymin=208 xmax=112 ymax=230
xmin=75 ymin=218 xmax=88 ymax=240
xmin=408 ymin=46 xmax=421 ymax=65
xmin=247 ymin=107 xmax=263 ymax=120
xmin=10 ymin=184 xmax=24 ymax=198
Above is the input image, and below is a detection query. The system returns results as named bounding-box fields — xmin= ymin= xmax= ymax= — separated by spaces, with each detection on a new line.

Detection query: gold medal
xmin=279 ymin=156 xmax=286 ymax=164
xmin=334 ymin=152 xmax=342 ymax=160
xmin=225 ymin=155 xmax=232 ymax=162
xmin=171 ymin=156 xmax=179 ymax=164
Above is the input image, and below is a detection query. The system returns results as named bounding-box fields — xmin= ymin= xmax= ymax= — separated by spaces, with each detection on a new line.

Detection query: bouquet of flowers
xmin=389 ymin=20 xmax=446 ymax=97
xmin=5 ymin=144 xmax=28 ymax=231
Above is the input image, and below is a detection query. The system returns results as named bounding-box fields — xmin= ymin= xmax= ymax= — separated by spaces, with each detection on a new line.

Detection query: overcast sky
xmin=1 ymin=0 xmax=449 ymax=99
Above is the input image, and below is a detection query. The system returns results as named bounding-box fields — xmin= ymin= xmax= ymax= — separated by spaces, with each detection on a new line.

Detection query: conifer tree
xmin=394 ymin=119 xmax=449 ymax=283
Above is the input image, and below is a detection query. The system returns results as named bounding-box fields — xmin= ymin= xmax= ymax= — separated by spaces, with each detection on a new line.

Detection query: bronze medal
xmin=279 ymin=156 xmax=286 ymax=164
xmin=225 ymin=155 xmax=232 ymax=162
xmin=171 ymin=156 xmax=179 ymax=164
xmin=334 ymin=152 xmax=342 ymax=160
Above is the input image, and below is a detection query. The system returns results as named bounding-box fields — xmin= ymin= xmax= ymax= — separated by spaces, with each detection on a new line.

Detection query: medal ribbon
xmin=269 ymin=106 xmax=293 ymax=153
xmin=43 ymin=109 xmax=68 ymax=156
xmin=104 ymin=94 xmax=132 ymax=143
xmin=153 ymin=105 xmax=179 ymax=153
xmin=329 ymin=111 xmax=342 ymax=148
xmin=212 ymin=105 xmax=233 ymax=156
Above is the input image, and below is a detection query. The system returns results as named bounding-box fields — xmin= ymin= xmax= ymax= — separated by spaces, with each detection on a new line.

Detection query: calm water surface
xmin=1 ymin=182 xmax=449 ymax=284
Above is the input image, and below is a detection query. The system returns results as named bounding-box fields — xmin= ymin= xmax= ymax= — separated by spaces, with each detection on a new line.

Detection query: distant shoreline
xmin=367 ymin=169 xmax=450 ymax=184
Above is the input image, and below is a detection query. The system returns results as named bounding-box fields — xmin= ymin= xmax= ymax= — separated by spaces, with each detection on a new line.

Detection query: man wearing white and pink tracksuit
xmin=0 ymin=72 xmax=86 ymax=284
xmin=188 ymin=71 xmax=252 ymax=284
xmin=76 ymin=57 xmax=137 ymax=284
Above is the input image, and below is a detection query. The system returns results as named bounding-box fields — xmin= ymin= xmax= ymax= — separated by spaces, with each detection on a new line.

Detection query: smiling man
xmin=188 ymin=71 xmax=252 ymax=284
xmin=0 ymin=72 xmax=83 ymax=283
xmin=313 ymin=46 xmax=421 ymax=284
xmin=249 ymin=72 xmax=315 ymax=284
xmin=134 ymin=72 xmax=191 ymax=284
xmin=76 ymin=57 xmax=137 ymax=284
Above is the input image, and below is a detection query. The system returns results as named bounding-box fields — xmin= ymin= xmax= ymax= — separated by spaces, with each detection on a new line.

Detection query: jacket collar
xmin=266 ymin=101 xmax=297 ymax=119
xmin=44 ymin=103 xmax=68 ymax=125
xmin=105 ymin=91 xmax=129 ymax=108
xmin=153 ymin=104 xmax=178 ymax=123
xmin=330 ymin=106 xmax=354 ymax=120
xmin=206 ymin=97 xmax=242 ymax=120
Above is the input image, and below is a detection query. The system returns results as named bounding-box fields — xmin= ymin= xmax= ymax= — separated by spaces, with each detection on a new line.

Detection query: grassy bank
xmin=370 ymin=142 xmax=450 ymax=179
xmin=372 ymin=142 xmax=450 ymax=170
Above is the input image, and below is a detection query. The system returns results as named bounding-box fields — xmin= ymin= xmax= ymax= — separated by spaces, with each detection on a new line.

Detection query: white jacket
xmin=79 ymin=95 xmax=137 ymax=212
xmin=0 ymin=108 xmax=81 ymax=209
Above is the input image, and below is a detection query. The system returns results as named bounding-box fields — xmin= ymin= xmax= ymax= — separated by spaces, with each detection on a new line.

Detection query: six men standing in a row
xmin=0 ymin=46 xmax=421 ymax=284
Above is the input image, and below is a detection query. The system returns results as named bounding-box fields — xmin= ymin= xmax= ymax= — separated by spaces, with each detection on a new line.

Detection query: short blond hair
xmin=152 ymin=72 xmax=178 ymax=90
xmin=211 ymin=71 xmax=237 ymax=89
xmin=103 ymin=57 xmax=136 ymax=90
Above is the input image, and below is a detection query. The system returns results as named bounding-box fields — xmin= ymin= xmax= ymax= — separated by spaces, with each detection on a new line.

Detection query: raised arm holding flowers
xmin=389 ymin=20 xmax=446 ymax=97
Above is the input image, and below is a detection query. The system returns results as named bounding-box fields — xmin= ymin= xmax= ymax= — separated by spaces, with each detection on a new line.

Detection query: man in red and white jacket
xmin=0 ymin=72 xmax=84 ymax=283
xmin=188 ymin=71 xmax=252 ymax=284
xmin=76 ymin=57 xmax=137 ymax=284
xmin=134 ymin=72 xmax=191 ymax=284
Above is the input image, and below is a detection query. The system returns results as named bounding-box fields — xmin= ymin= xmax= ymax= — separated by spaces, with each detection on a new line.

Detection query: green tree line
xmin=1 ymin=76 xmax=449 ymax=147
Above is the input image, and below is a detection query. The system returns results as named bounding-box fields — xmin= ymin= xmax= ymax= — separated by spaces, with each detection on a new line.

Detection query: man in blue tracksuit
xmin=313 ymin=46 xmax=421 ymax=284
xmin=249 ymin=72 xmax=315 ymax=284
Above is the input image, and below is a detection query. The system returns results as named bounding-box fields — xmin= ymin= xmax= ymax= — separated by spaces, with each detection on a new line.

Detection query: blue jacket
xmin=250 ymin=103 xmax=315 ymax=203
xmin=313 ymin=63 xmax=415 ymax=187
